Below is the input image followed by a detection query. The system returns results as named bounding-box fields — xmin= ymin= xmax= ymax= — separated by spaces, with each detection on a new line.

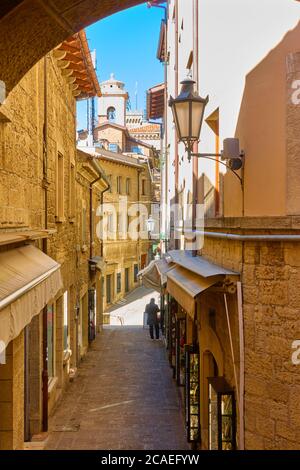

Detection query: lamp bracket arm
xmin=191 ymin=153 xmax=243 ymax=185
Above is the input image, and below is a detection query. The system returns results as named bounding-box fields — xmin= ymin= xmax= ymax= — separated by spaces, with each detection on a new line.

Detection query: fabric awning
xmin=167 ymin=266 xmax=223 ymax=319
xmin=167 ymin=250 xmax=239 ymax=277
xmin=0 ymin=245 xmax=62 ymax=347
xmin=138 ymin=258 xmax=175 ymax=292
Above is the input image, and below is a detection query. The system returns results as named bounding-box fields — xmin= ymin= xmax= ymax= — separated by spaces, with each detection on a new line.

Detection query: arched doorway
xmin=0 ymin=0 xmax=145 ymax=93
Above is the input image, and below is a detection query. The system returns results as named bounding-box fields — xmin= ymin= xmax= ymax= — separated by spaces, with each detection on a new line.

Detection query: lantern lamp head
xmin=169 ymin=78 xmax=209 ymax=162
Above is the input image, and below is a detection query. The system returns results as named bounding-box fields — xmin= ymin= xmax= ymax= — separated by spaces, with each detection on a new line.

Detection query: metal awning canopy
xmin=0 ymin=245 xmax=62 ymax=347
xmin=167 ymin=250 xmax=238 ymax=278
xmin=166 ymin=251 xmax=239 ymax=319
xmin=138 ymin=258 xmax=175 ymax=293
xmin=167 ymin=266 xmax=223 ymax=319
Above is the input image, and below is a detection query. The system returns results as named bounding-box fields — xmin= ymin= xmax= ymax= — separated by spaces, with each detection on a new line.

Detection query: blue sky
xmin=77 ymin=3 xmax=165 ymax=130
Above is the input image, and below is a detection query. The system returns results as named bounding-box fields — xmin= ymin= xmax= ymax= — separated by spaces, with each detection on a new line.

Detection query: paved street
xmin=46 ymin=288 xmax=188 ymax=450
xmin=107 ymin=286 xmax=160 ymax=326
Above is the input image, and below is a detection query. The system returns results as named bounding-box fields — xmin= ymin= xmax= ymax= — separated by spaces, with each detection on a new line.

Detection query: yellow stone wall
xmin=0 ymin=52 xmax=79 ymax=444
xmin=0 ymin=331 xmax=24 ymax=450
xmin=201 ymin=230 xmax=300 ymax=449
xmin=98 ymin=158 xmax=152 ymax=310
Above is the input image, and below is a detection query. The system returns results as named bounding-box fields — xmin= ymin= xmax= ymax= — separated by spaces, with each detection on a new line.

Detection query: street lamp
xmin=169 ymin=78 xmax=208 ymax=161
xmin=146 ymin=216 xmax=155 ymax=234
xmin=169 ymin=78 xmax=245 ymax=183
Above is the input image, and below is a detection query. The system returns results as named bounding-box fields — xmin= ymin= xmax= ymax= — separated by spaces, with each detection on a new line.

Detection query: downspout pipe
xmin=42 ymin=55 xmax=49 ymax=433
xmin=237 ymin=281 xmax=245 ymax=450
xmin=87 ymin=157 xmax=110 ymax=259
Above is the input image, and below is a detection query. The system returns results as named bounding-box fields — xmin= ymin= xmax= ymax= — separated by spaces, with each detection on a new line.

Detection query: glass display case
xmin=185 ymin=344 xmax=200 ymax=443
xmin=176 ymin=315 xmax=186 ymax=386
xmin=208 ymin=377 xmax=236 ymax=450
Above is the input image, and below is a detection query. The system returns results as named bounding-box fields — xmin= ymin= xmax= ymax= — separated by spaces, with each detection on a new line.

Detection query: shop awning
xmin=167 ymin=266 xmax=223 ymax=319
xmin=89 ymin=256 xmax=106 ymax=271
xmin=0 ymin=245 xmax=62 ymax=347
xmin=138 ymin=258 xmax=175 ymax=292
xmin=167 ymin=250 xmax=239 ymax=277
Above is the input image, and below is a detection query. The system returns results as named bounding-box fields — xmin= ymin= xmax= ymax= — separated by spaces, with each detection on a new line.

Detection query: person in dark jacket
xmin=145 ymin=298 xmax=160 ymax=339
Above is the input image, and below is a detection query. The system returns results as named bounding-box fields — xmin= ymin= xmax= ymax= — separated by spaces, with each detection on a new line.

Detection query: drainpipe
xmin=42 ymin=55 xmax=49 ymax=433
xmin=88 ymin=157 xmax=110 ymax=259
xmin=89 ymin=177 xmax=101 ymax=260
xmin=237 ymin=281 xmax=245 ymax=450
xmin=175 ymin=0 xmax=179 ymax=249
xmin=192 ymin=0 xmax=199 ymax=257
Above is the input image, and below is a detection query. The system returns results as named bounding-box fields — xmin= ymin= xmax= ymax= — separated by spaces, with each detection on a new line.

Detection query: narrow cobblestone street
xmin=46 ymin=288 xmax=188 ymax=450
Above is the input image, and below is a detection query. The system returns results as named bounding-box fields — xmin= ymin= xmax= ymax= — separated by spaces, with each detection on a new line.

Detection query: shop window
xmin=176 ymin=316 xmax=186 ymax=386
xmin=63 ymin=291 xmax=69 ymax=352
xmin=134 ymin=264 xmax=139 ymax=283
xmin=208 ymin=377 xmax=236 ymax=450
xmin=117 ymin=273 xmax=121 ymax=293
xmin=169 ymin=299 xmax=177 ymax=370
xmin=47 ymin=304 xmax=55 ymax=379
xmin=185 ymin=344 xmax=200 ymax=443
xmin=56 ymin=152 xmax=64 ymax=221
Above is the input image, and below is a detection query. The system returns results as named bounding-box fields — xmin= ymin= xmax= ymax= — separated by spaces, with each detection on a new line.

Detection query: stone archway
xmin=0 ymin=0 xmax=145 ymax=93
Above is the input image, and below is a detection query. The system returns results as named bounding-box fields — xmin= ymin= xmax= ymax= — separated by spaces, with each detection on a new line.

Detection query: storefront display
xmin=185 ymin=344 xmax=200 ymax=444
xmin=208 ymin=377 xmax=236 ymax=450
xmin=176 ymin=315 xmax=186 ymax=386
xmin=168 ymin=298 xmax=177 ymax=372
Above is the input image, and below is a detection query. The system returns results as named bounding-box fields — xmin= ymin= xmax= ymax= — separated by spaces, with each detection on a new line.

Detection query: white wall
xmin=163 ymin=0 xmax=300 ymax=225
xmin=199 ymin=0 xmax=300 ymax=184
xmin=98 ymin=95 xmax=126 ymax=127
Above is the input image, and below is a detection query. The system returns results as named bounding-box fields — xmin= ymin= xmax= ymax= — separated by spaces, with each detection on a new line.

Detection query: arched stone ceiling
xmin=0 ymin=0 xmax=145 ymax=93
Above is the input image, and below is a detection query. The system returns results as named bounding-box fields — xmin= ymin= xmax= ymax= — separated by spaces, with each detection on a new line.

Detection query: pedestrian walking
xmin=145 ymin=298 xmax=160 ymax=339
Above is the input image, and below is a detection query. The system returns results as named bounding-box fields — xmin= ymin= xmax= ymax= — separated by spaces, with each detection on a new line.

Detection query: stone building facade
xmin=0 ymin=31 xmax=101 ymax=450
xmin=149 ymin=0 xmax=300 ymax=451
xmin=78 ymin=147 xmax=153 ymax=320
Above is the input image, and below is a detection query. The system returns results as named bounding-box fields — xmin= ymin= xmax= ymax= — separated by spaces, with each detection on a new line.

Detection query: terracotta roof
xmin=55 ymin=30 xmax=101 ymax=100
xmin=129 ymin=124 xmax=161 ymax=134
